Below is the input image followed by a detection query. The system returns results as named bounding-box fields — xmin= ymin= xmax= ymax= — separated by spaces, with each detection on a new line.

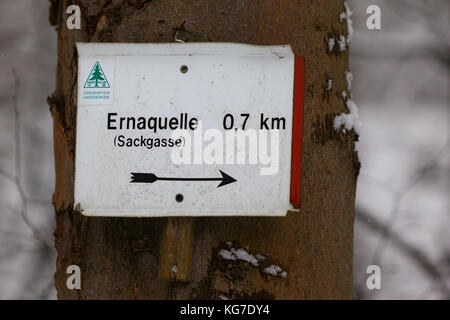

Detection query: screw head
xmin=180 ymin=65 xmax=188 ymax=73
xmin=175 ymin=194 xmax=184 ymax=202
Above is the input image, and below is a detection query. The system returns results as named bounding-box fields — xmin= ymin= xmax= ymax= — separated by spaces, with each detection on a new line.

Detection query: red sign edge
xmin=289 ymin=55 xmax=305 ymax=208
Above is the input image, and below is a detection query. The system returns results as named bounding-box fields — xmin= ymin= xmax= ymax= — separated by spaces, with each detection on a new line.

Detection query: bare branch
xmin=371 ymin=138 xmax=450 ymax=265
xmin=10 ymin=69 xmax=52 ymax=250
xmin=357 ymin=208 xmax=450 ymax=298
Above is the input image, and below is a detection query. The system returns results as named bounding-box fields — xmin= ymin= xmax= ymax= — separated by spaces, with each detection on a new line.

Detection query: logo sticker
xmin=84 ymin=61 xmax=110 ymax=88
xmin=80 ymin=59 xmax=114 ymax=105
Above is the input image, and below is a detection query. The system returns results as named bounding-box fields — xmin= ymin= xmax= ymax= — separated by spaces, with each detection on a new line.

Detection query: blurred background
xmin=0 ymin=0 xmax=448 ymax=299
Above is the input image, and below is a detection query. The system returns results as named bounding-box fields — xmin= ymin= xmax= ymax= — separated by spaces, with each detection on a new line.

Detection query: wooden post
xmin=159 ymin=217 xmax=195 ymax=281
xmin=51 ymin=0 xmax=358 ymax=299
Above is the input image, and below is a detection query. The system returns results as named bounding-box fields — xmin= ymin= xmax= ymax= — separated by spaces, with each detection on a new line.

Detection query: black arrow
xmin=130 ymin=170 xmax=237 ymax=188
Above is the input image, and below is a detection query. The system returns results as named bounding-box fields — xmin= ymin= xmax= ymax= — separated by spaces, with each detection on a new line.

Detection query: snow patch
xmin=334 ymin=98 xmax=362 ymax=135
xmin=344 ymin=2 xmax=354 ymax=44
xmin=338 ymin=35 xmax=347 ymax=52
xmin=219 ymin=247 xmax=261 ymax=266
xmin=219 ymin=249 xmax=236 ymax=261
xmin=263 ymin=265 xmax=288 ymax=278
xmin=233 ymin=248 xmax=259 ymax=266
xmin=255 ymin=253 xmax=266 ymax=261
xmin=340 ymin=2 xmax=354 ymax=44
xmin=219 ymin=245 xmax=287 ymax=278
xmin=345 ymin=71 xmax=353 ymax=91
xmin=331 ymin=2 xmax=354 ymax=54
xmin=327 ymin=79 xmax=333 ymax=91
xmin=328 ymin=37 xmax=335 ymax=52
xmin=335 ymin=71 xmax=361 ymax=138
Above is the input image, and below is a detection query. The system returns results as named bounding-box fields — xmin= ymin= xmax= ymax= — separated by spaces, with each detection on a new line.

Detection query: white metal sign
xmin=75 ymin=43 xmax=296 ymax=217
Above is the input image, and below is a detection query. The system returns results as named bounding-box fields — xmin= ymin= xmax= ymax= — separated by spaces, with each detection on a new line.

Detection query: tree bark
xmin=49 ymin=0 xmax=359 ymax=299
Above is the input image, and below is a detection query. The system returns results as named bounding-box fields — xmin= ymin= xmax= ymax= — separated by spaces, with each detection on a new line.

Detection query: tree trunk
xmin=49 ymin=0 xmax=359 ymax=299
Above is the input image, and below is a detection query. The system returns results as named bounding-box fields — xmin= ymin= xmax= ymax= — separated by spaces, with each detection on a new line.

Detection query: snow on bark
xmin=218 ymin=249 xmax=236 ymax=261
xmin=338 ymin=35 xmax=347 ymax=52
xmin=334 ymin=97 xmax=361 ymax=135
xmin=334 ymin=71 xmax=361 ymax=139
xmin=219 ymin=246 xmax=263 ymax=267
xmin=263 ymin=265 xmax=288 ymax=278
xmin=332 ymin=2 xmax=354 ymax=54
xmin=340 ymin=1 xmax=354 ymax=44
xmin=328 ymin=37 xmax=335 ymax=52
xmin=327 ymin=79 xmax=333 ymax=91
xmin=219 ymin=243 xmax=287 ymax=278
xmin=345 ymin=71 xmax=353 ymax=91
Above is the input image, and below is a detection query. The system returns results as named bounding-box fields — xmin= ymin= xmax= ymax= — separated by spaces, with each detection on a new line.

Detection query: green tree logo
xmin=84 ymin=61 xmax=110 ymax=88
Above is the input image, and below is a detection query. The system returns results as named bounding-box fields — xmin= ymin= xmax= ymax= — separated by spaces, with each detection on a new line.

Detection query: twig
xmin=10 ymin=69 xmax=52 ymax=249
xmin=357 ymin=208 xmax=450 ymax=298
xmin=371 ymin=139 xmax=450 ymax=266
